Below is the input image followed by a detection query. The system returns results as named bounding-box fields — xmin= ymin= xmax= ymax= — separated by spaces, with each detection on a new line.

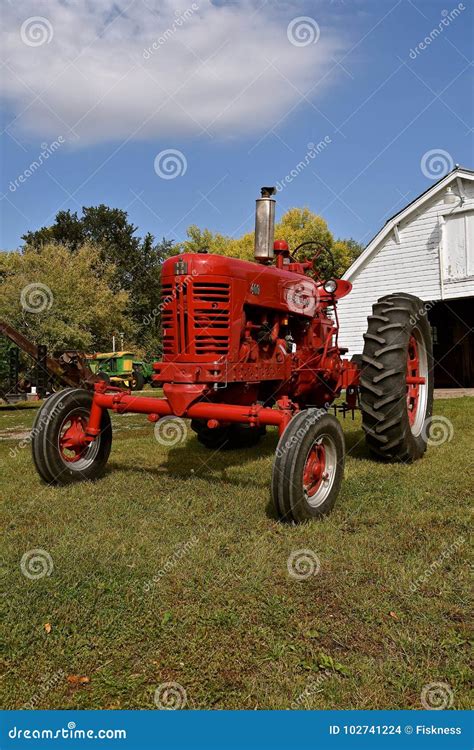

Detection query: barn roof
xmin=343 ymin=166 xmax=474 ymax=281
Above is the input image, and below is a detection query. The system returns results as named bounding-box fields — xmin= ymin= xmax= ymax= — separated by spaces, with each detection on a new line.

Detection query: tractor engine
xmin=152 ymin=188 xmax=353 ymax=413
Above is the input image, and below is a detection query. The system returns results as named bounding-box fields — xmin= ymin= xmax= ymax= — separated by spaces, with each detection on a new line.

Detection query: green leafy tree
xmin=176 ymin=225 xmax=228 ymax=255
xmin=331 ymin=238 xmax=364 ymax=277
xmin=0 ymin=243 xmax=134 ymax=352
xmin=178 ymin=208 xmax=363 ymax=278
xmin=0 ymin=336 xmax=15 ymax=392
xmin=22 ymin=206 xmax=174 ymax=353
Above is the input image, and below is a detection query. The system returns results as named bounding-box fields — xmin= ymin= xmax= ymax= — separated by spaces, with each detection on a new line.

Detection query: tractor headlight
xmin=323 ymin=279 xmax=337 ymax=294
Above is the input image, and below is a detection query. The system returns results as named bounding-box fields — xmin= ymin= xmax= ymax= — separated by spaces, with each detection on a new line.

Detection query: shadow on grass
xmin=108 ymin=421 xmax=372 ymax=492
xmin=108 ymin=433 xmax=279 ymax=488
xmin=344 ymin=428 xmax=372 ymax=460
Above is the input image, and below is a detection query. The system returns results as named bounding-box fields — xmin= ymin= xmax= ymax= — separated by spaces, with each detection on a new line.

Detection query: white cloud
xmin=1 ymin=0 xmax=345 ymax=146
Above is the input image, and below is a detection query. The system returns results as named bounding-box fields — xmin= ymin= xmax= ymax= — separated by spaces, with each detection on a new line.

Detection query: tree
xmin=22 ymin=206 xmax=174 ymax=354
xmin=175 ymin=225 xmax=228 ymax=255
xmin=0 ymin=243 xmax=134 ymax=352
xmin=331 ymin=238 xmax=364 ymax=277
xmin=0 ymin=336 xmax=15 ymax=392
xmin=178 ymin=208 xmax=364 ymax=278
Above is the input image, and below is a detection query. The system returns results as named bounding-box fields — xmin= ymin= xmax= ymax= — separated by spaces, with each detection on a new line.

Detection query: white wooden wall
xmin=442 ymin=209 xmax=474 ymax=298
xmin=337 ymin=177 xmax=474 ymax=356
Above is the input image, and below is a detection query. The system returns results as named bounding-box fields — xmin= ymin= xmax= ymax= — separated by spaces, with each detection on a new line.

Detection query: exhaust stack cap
xmin=254 ymin=186 xmax=276 ymax=261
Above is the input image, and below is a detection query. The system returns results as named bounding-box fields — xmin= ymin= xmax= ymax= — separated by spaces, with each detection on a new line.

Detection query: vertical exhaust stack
xmin=254 ymin=186 xmax=276 ymax=262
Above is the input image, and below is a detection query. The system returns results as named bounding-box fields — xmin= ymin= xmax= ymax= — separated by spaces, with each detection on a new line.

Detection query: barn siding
xmin=338 ymin=176 xmax=474 ymax=355
xmin=444 ymin=278 xmax=474 ymax=299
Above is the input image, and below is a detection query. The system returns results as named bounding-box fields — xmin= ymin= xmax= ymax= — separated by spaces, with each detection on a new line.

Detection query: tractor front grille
xmin=192 ymin=282 xmax=230 ymax=356
xmin=161 ymin=283 xmax=175 ymax=356
xmin=161 ymin=279 xmax=231 ymax=360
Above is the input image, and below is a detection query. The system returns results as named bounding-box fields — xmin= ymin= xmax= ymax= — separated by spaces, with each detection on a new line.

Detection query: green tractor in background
xmin=86 ymin=351 xmax=153 ymax=391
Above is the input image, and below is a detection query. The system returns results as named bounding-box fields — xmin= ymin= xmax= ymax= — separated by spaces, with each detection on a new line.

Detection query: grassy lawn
xmin=0 ymin=395 xmax=472 ymax=710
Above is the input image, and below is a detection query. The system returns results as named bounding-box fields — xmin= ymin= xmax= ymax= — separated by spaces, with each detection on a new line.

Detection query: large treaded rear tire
xmin=360 ymin=292 xmax=433 ymax=462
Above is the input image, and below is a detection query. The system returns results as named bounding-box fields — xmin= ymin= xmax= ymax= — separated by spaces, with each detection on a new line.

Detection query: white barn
xmin=338 ymin=166 xmax=474 ymax=387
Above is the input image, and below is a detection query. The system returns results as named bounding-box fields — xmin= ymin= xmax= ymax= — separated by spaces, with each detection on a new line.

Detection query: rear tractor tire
xmin=360 ymin=292 xmax=434 ymax=462
xmin=31 ymin=388 xmax=112 ymax=485
xmin=272 ymin=410 xmax=345 ymax=523
xmin=191 ymin=420 xmax=266 ymax=450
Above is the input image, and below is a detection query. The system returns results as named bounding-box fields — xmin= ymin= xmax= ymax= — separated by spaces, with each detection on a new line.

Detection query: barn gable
xmin=338 ymin=167 xmax=474 ymax=362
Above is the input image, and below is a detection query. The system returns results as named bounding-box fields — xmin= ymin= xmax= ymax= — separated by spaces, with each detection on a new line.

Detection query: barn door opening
xmin=428 ymin=298 xmax=474 ymax=387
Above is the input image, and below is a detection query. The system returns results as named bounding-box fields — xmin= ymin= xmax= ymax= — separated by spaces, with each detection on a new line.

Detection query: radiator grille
xmin=192 ymin=282 xmax=230 ymax=356
xmin=161 ymin=280 xmax=230 ymax=358
xmin=161 ymin=284 xmax=174 ymax=355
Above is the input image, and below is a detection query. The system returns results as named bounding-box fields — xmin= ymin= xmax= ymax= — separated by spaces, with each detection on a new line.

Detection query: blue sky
xmin=1 ymin=0 xmax=473 ymax=251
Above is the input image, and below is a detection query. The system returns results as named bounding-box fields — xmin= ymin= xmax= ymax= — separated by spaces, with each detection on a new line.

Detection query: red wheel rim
xmin=303 ymin=441 xmax=327 ymax=497
xmin=59 ymin=415 xmax=88 ymax=463
xmin=406 ymin=334 xmax=426 ymax=427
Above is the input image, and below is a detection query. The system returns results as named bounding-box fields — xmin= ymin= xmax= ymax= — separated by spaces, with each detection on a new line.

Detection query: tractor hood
xmin=162 ymin=252 xmax=323 ymax=318
xmin=162 ymin=253 xmax=351 ymax=316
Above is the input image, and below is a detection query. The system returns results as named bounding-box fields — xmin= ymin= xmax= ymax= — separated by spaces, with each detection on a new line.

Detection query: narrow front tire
xmin=31 ymin=388 xmax=112 ymax=485
xmin=272 ymin=410 xmax=345 ymax=523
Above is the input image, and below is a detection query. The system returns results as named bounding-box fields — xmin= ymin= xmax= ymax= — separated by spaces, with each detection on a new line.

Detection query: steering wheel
xmin=290 ymin=241 xmax=336 ymax=281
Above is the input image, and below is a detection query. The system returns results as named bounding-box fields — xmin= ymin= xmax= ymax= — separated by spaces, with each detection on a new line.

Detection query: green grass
xmin=0 ymin=397 xmax=472 ymax=710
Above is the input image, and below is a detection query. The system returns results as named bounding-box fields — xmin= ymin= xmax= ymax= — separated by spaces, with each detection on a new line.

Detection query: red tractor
xmin=31 ymin=188 xmax=433 ymax=523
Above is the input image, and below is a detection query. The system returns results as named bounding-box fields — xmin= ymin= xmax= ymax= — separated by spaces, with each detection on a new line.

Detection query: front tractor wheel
xmin=272 ymin=410 xmax=345 ymax=523
xmin=360 ymin=292 xmax=434 ymax=462
xmin=31 ymin=389 xmax=112 ymax=485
